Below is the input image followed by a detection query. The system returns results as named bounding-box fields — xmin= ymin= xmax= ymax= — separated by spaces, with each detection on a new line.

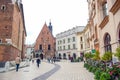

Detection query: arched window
xmin=59 ymin=53 xmax=61 ymax=59
xmin=63 ymin=53 xmax=66 ymax=59
xmin=73 ymin=53 xmax=76 ymax=59
xmin=104 ymin=33 xmax=111 ymax=52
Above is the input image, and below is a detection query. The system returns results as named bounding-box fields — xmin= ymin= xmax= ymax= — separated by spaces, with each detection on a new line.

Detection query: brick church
xmin=0 ymin=0 xmax=26 ymax=62
xmin=34 ymin=22 xmax=56 ymax=59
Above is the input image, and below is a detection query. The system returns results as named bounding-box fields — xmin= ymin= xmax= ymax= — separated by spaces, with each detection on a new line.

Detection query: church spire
xmin=48 ymin=20 xmax=53 ymax=34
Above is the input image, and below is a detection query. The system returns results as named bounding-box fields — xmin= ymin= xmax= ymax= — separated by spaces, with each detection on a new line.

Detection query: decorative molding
xmin=110 ymin=0 xmax=120 ymax=15
xmin=99 ymin=15 xmax=109 ymax=29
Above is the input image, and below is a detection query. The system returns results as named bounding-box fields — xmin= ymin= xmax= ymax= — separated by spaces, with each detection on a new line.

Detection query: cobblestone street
xmin=0 ymin=60 xmax=94 ymax=80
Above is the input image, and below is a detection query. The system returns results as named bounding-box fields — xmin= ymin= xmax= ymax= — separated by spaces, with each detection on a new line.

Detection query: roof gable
xmin=35 ymin=23 xmax=55 ymax=43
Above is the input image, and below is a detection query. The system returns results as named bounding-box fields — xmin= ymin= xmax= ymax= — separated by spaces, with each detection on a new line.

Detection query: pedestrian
xmin=36 ymin=58 xmax=41 ymax=68
xmin=53 ymin=56 xmax=56 ymax=63
xmin=15 ymin=55 xmax=21 ymax=72
xmin=32 ymin=59 xmax=34 ymax=63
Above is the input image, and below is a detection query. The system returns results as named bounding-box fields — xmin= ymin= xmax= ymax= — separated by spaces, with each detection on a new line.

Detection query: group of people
xmin=15 ymin=55 xmax=56 ymax=72
xmin=47 ymin=56 xmax=56 ymax=63
xmin=15 ymin=55 xmax=41 ymax=72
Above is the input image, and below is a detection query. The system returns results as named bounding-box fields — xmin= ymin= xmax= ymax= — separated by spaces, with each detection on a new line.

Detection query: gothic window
xmin=48 ymin=44 xmax=51 ymax=50
xmin=39 ymin=44 xmax=42 ymax=50
xmin=104 ymin=33 xmax=111 ymax=52
xmin=0 ymin=39 xmax=2 ymax=43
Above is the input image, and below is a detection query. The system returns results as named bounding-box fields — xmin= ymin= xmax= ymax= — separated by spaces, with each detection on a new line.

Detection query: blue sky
xmin=22 ymin=0 xmax=88 ymax=44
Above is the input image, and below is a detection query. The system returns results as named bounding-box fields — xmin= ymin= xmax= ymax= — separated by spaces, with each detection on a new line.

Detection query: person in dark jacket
xmin=36 ymin=58 xmax=41 ymax=68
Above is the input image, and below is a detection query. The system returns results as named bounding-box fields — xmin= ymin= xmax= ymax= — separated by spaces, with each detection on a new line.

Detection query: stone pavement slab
xmin=0 ymin=61 xmax=54 ymax=80
xmin=47 ymin=62 xmax=94 ymax=80
xmin=0 ymin=60 xmax=94 ymax=80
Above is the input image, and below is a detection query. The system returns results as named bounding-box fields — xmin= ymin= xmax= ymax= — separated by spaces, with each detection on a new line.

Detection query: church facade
xmin=34 ymin=22 xmax=56 ymax=59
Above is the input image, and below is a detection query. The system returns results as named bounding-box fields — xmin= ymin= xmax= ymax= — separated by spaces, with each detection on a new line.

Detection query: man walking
xmin=15 ymin=55 xmax=21 ymax=72
xmin=36 ymin=58 xmax=41 ymax=68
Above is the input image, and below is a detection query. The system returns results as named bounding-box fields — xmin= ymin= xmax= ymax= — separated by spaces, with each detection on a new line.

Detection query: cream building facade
xmin=87 ymin=0 xmax=120 ymax=62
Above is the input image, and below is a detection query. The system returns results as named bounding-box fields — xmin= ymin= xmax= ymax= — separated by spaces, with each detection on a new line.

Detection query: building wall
xmin=87 ymin=0 xmax=120 ymax=60
xmin=0 ymin=0 xmax=26 ymax=61
xmin=56 ymin=26 xmax=84 ymax=59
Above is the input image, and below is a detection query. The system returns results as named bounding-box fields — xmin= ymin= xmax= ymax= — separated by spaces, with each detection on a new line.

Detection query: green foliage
xmin=94 ymin=68 xmax=103 ymax=80
xmin=84 ymin=52 xmax=94 ymax=60
xmin=88 ymin=66 xmax=93 ymax=72
xmin=93 ymin=50 xmax=100 ymax=61
xmin=100 ymin=72 xmax=111 ymax=80
xmin=102 ymin=52 xmax=112 ymax=62
xmin=115 ymin=47 xmax=120 ymax=60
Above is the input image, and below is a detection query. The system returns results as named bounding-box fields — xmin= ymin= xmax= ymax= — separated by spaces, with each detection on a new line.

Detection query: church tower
xmin=48 ymin=21 xmax=53 ymax=34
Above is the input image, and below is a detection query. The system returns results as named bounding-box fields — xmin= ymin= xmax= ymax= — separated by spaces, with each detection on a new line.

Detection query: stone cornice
xmin=110 ymin=0 xmax=120 ymax=15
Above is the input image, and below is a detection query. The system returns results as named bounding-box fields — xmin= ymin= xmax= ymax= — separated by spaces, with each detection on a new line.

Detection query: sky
xmin=22 ymin=0 xmax=89 ymax=44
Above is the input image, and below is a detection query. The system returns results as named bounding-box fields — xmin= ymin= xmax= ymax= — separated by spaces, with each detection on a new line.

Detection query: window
xmin=48 ymin=44 xmax=51 ymax=50
xmin=68 ymin=45 xmax=70 ymax=49
xmin=39 ymin=44 xmax=42 ymax=50
xmin=60 ymin=46 xmax=62 ymax=50
xmin=0 ymin=39 xmax=2 ymax=43
xmin=73 ymin=44 xmax=76 ymax=49
xmin=80 ymin=37 xmax=83 ymax=42
xmin=104 ymin=33 xmax=111 ymax=52
xmin=73 ymin=37 xmax=75 ymax=42
xmin=68 ymin=38 xmax=70 ymax=43
xmin=58 ymin=41 xmax=59 ymax=45
xmin=102 ymin=1 xmax=108 ymax=17
xmin=63 ymin=46 xmax=65 ymax=50
xmin=81 ymin=44 xmax=83 ymax=49
xmin=1 ymin=5 xmax=6 ymax=11
xmin=63 ymin=39 xmax=65 ymax=44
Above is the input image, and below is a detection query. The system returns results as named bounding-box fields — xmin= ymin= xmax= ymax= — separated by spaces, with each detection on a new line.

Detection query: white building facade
xmin=56 ymin=26 xmax=84 ymax=59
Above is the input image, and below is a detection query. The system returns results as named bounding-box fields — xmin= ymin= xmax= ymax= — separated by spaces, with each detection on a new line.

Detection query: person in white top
xmin=15 ymin=55 xmax=21 ymax=72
